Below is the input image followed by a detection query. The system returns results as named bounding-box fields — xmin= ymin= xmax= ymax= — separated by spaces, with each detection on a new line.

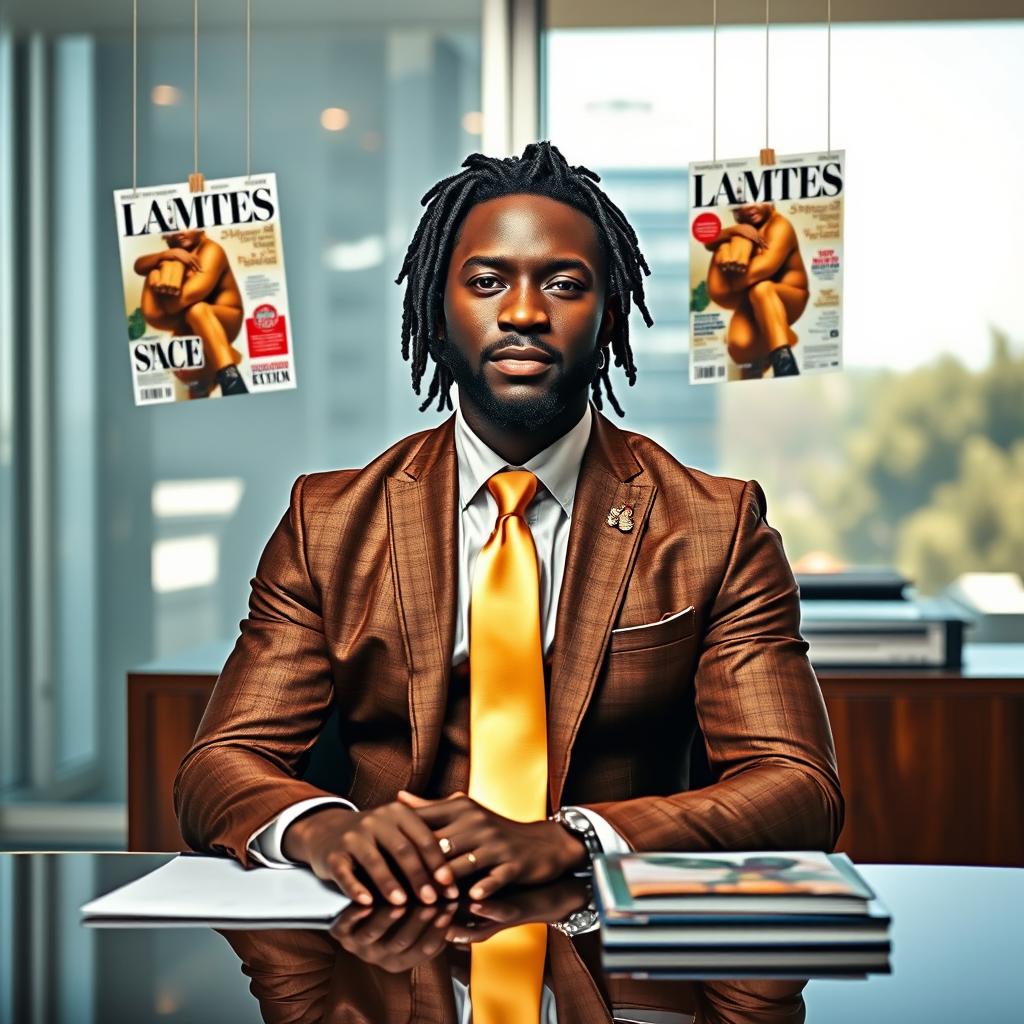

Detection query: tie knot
xmin=486 ymin=470 xmax=537 ymax=518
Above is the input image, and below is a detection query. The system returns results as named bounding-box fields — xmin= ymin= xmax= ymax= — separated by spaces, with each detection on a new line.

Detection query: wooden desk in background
xmin=128 ymin=642 xmax=1024 ymax=865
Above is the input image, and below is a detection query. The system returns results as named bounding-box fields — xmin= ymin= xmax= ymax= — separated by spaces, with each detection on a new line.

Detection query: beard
xmin=436 ymin=340 xmax=602 ymax=432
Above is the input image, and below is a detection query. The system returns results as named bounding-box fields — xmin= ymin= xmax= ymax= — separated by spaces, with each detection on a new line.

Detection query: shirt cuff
xmin=563 ymin=806 xmax=634 ymax=856
xmin=246 ymin=796 xmax=358 ymax=868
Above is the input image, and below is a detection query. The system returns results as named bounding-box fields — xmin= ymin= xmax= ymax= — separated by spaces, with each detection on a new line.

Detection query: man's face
xmin=733 ymin=203 xmax=773 ymax=226
xmin=163 ymin=229 xmax=203 ymax=250
xmin=437 ymin=193 xmax=614 ymax=431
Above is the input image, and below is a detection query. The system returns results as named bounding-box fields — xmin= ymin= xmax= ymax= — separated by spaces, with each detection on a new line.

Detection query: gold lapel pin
xmin=607 ymin=504 xmax=634 ymax=532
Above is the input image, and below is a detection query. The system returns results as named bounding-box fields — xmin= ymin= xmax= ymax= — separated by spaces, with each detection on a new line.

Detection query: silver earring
xmin=597 ymin=349 xmax=607 ymax=371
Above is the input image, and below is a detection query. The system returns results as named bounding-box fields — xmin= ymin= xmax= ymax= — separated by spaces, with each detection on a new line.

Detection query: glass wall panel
xmin=0 ymin=0 xmax=482 ymax=809
xmin=543 ymin=12 xmax=1024 ymax=594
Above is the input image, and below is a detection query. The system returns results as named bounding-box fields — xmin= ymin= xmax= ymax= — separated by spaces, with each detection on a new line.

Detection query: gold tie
xmin=468 ymin=470 xmax=548 ymax=1024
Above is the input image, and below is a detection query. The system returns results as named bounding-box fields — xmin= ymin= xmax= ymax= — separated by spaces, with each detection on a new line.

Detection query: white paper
xmin=80 ymin=855 xmax=350 ymax=923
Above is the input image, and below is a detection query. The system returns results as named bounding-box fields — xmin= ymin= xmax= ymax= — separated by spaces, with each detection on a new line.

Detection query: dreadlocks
xmin=394 ymin=140 xmax=654 ymax=417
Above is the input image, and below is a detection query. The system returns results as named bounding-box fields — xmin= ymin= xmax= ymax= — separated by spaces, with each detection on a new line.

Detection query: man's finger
xmin=420 ymin=909 xmax=456 ymax=958
xmin=467 ymin=861 xmax=518 ymax=901
xmin=396 ymin=789 xmax=432 ymax=807
xmin=402 ymin=801 xmax=471 ymax=827
xmin=329 ymin=903 xmax=374 ymax=941
xmin=344 ymin=904 xmax=404 ymax=946
xmin=393 ymin=807 xmax=457 ymax=891
xmin=442 ymin=841 xmax=503 ymax=882
xmin=380 ymin=905 xmax=444 ymax=955
xmin=396 ymin=789 xmax=465 ymax=808
xmin=349 ymin=836 xmax=408 ymax=906
xmin=330 ymin=905 xmax=397 ymax=947
xmin=332 ymin=906 xmax=403 ymax=958
xmin=377 ymin=825 xmax=437 ymax=903
xmin=330 ymin=855 xmax=375 ymax=906
xmin=466 ymin=899 xmax=519 ymax=924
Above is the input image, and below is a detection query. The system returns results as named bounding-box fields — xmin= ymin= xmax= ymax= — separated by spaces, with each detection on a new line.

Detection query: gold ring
xmin=466 ymin=851 xmax=478 ymax=867
xmin=439 ymin=836 xmax=454 ymax=856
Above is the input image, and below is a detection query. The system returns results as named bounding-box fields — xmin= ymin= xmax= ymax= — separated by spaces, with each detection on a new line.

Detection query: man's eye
xmin=472 ymin=275 xmax=502 ymax=289
xmin=550 ymin=280 xmax=582 ymax=292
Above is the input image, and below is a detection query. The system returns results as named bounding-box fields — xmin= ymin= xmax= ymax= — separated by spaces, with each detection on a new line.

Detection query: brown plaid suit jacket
xmin=174 ymin=405 xmax=843 ymax=865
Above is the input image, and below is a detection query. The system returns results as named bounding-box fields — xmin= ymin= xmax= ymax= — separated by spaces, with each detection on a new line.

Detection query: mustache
xmin=482 ymin=335 xmax=562 ymax=362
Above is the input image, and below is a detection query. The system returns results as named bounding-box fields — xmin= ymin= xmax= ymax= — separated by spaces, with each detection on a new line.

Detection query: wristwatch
xmin=554 ymin=898 xmax=600 ymax=937
xmin=550 ymin=811 xmax=603 ymax=936
xmin=551 ymin=807 xmax=603 ymax=864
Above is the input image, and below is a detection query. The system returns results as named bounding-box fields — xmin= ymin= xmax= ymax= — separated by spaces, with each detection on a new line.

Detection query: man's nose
xmin=497 ymin=281 xmax=550 ymax=333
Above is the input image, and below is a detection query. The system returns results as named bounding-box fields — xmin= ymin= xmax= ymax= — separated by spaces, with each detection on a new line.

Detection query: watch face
xmin=562 ymin=809 xmax=588 ymax=831
xmin=556 ymin=908 xmax=600 ymax=937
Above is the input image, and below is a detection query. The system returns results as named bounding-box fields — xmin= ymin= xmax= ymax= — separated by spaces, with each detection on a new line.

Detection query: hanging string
xmin=827 ymin=0 xmax=832 ymax=150
xmin=245 ymin=0 xmax=252 ymax=179
xmin=131 ymin=0 xmax=138 ymax=193
xmin=764 ymin=0 xmax=770 ymax=151
xmin=193 ymin=0 xmax=199 ymax=175
xmin=712 ymin=0 xmax=718 ymax=161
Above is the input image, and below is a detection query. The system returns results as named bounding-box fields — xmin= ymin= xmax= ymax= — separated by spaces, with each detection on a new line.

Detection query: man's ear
xmin=599 ymin=296 xmax=617 ymax=346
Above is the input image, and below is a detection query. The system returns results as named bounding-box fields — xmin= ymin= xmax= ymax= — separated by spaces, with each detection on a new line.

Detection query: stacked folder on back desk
xmin=593 ymin=850 xmax=891 ymax=978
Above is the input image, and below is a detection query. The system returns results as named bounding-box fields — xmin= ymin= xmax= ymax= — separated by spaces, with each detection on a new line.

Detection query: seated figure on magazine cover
xmin=703 ymin=201 xmax=810 ymax=379
xmin=134 ymin=227 xmax=248 ymax=397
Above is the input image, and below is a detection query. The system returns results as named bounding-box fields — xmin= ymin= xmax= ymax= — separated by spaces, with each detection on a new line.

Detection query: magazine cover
xmin=688 ymin=149 xmax=844 ymax=383
xmin=113 ymin=173 xmax=296 ymax=404
xmin=617 ymin=852 xmax=868 ymax=898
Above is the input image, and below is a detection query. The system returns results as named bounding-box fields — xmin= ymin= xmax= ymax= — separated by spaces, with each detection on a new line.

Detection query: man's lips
xmin=488 ymin=346 xmax=555 ymax=377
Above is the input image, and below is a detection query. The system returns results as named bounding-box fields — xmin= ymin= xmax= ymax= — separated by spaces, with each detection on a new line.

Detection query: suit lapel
xmin=548 ymin=409 xmax=654 ymax=810
xmin=386 ymin=415 xmax=459 ymax=794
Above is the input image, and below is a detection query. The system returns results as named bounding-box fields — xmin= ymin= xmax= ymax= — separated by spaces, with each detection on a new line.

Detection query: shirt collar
xmin=454 ymin=399 xmax=593 ymax=518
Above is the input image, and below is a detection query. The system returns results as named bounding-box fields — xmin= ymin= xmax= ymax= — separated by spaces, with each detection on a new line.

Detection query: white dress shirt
xmin=247 ymin=399 xmax=631 ymax=865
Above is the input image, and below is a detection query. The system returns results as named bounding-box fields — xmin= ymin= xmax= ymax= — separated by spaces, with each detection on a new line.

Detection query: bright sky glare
xmin=546 ymin=21 xmax=1024 ymax=371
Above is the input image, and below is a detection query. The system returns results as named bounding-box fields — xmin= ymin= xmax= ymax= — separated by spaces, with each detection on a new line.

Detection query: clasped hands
xmin=282 ymin=789 xmax=588 ymax=907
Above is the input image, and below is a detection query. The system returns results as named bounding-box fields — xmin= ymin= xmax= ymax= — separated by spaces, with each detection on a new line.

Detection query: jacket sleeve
xmin=580 ymin=478 xmax=844 ymax=853
xmin=174 ymin=474 xmax=339 ymax=866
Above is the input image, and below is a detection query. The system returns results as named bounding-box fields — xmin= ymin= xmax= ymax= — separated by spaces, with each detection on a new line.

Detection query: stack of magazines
xmin=593 ymin=850 xmax=891 ymax=978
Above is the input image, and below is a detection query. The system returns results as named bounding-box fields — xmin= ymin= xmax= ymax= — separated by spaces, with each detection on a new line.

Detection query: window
xmin=544 ymin=10 xmax=1024 ymax=595
xmin=0 ymin=1 xmax=483 ymax=810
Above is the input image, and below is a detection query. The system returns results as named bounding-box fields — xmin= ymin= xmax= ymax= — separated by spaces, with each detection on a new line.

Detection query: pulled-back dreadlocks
xmin=394 ymin=140 xmax=654 ymax=417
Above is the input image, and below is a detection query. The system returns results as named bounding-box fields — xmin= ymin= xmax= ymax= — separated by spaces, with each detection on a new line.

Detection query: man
xmin=704 ymin=202 xmax=809 ymax=378
xmin=134 ymin=228 xmax=249 ymax=396
xmin=174 ymin=139 xmax=842 ymax=908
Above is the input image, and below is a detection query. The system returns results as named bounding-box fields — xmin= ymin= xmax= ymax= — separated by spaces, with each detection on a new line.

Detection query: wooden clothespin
xmin=188 ymin=172 xmax=205 ymax=193
xmin=759 ymin=147 xmax=776 ymax=166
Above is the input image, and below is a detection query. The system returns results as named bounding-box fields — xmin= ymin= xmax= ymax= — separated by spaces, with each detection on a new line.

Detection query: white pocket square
xmin=611 ymin=604 xmax=695 ymax=635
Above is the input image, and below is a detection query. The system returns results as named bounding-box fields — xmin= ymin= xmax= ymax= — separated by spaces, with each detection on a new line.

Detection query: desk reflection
xmin=218 ymin=879 xmax=807 ymax=1024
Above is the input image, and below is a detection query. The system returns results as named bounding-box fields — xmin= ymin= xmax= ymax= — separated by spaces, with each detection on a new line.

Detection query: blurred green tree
xmin=898 ymin=436 xmax=1024 ymax=593
xmin=720 ymin=328 xmax=1024 ymax=594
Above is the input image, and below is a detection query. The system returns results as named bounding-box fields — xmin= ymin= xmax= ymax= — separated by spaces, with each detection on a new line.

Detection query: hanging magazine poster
xmin=113 ymin=173 xmax=296 ymax=404
xmin=688 ymin=149 xmax=844 ymax=383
